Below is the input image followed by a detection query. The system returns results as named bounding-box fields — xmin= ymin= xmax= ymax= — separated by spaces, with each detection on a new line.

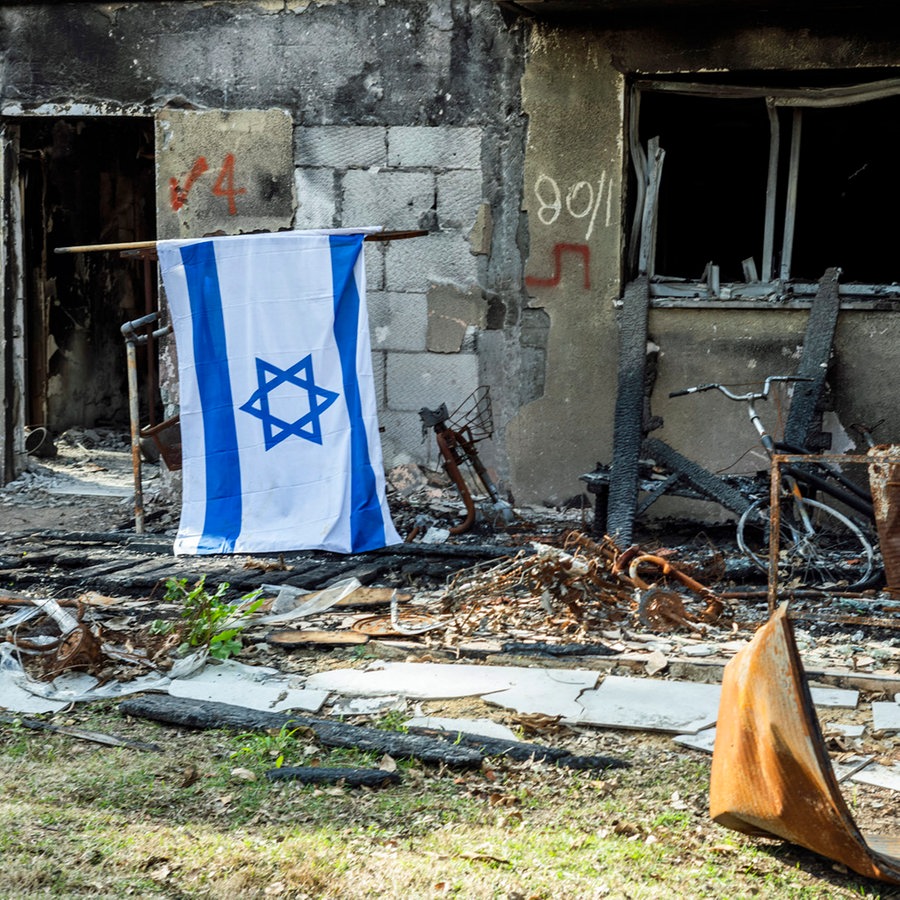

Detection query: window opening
xmin=630 ymin=74 xmax=900 ymax=305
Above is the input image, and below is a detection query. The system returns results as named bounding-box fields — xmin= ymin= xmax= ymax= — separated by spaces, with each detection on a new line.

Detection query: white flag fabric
xmin=157 ymin=230 xmax=401 ymax=556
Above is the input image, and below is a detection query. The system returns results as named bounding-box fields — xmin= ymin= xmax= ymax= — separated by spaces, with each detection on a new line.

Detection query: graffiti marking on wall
xmin=169 ymin=154 xmax=247 ymax=214
xmin=534 ymin=172 xmax=611 ymax=241
xmin=525 ymin=242 xmax=591 ymax=290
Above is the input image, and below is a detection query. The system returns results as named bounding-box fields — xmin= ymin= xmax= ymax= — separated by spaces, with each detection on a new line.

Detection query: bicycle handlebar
xmin=668 ymin=375 xmax=813 ymax=402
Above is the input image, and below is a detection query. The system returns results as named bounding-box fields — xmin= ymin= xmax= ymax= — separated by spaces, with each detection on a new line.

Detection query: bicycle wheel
xmin=736 ymin=496 xmax=876 ymax=590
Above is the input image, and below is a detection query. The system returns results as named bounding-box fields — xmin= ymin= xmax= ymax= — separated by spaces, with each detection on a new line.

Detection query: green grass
xmin=0 ymin=707 xmax=895 ymax=899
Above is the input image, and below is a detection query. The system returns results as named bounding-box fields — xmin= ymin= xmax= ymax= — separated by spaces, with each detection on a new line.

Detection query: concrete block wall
xmin=294 ymin=124 xmax=485 ymax=470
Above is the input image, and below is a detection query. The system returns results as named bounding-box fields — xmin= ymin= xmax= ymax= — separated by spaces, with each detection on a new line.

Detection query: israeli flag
xmin=157 ymin=229 xmax=402 ymax=555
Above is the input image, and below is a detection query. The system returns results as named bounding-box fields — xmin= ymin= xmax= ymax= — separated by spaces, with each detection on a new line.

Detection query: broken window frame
xmin=628 ymin=76 xmax=900 ymax=307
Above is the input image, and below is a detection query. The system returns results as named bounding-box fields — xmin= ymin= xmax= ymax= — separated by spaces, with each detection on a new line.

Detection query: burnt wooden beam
xmin=265 ymin=767 xmax=401 ymax=787
xmin=406 ymin=726 xmax=630 ymax=770
xmin=606 ymin=276 xmax=652 ymax=544
xmin=784 ymin=267 xmax=842 ymax=451
xmin=119 ymin=694 xmax=484 ymax=768
xmin=642 ymin=438 xmax=753 ymax=518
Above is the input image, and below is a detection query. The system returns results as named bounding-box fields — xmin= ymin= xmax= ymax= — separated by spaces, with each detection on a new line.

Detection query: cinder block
xmin=385 ymin=231 xmax=478 ymax=291
xmin=386 ymin=351 xmax=480 ymax=413
xmin=367 ymin=291 xmax=428 ymax=352
xmin=294 ymin=126 xmax=387 ymax=169
xmin=378 ymin=408 xmax=435 ymax=470
xmin=437 ymin=170 xmax=483 ymax=229
xmin=364 ymin=242 xmax=385 ymax=292
xmin=294 ymin=168 xmax=336 ymax=229
xmin=342 ymin=170 xmax=435 ymax=230
xmin=370 ymin=349 xmax=386 ymax=408
xmin=427 ymin=285 xmax=485 ymax=354
xmin=388 ymin=126 xmax=481 ymax=169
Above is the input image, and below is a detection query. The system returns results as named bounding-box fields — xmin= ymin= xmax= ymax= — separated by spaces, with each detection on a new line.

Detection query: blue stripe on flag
xmin=329 ymin=233 xmax=386 ymax=552
xmin=181 ymin=242 xmax=242 ymax=553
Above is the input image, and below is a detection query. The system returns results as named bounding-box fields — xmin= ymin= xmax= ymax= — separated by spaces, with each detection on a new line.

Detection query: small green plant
xmin=164 ymin=575 xmax=264 ymax=660
xmin=231 ymin=725 xmax=304 ymax=769
xmin=374 ymin=708 xmax=409 ymax=733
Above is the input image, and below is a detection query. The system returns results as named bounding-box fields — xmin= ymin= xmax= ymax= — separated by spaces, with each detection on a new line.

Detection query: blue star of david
xmin=240 ymin=355 xmax=339 ymax=450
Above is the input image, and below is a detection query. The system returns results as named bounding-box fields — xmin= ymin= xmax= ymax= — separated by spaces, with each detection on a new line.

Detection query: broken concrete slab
xmin=574 ymin=676 xmax=721 ymax=734
xmin=304 ymin=661 xmax=599 ymax=709
xmin=833 ymin=755 xmax=875 ymax=783
xmin=330 ymin=695 xmax=405 ymax=717
xmin=808 ymin=686 xmax=859 ymax=708
xmin=0 ymin=678 xmax=69 ymax=714
xmin=404 ymin=716 xmax=520 ymax=742
xmin=482 ymin=669 xmax=601 ymax=720
xmin=673 ymin=727 xmax=717 ymax=753
xmin=824 ymin=722 xmax=866 ymax=739
xmin=871 ymin=700 xmax=900 ymax=734
xmin=168 ymin=658 xmax=328 ymax=713
xmin=850 ymin=762 xmax=900 ymax=792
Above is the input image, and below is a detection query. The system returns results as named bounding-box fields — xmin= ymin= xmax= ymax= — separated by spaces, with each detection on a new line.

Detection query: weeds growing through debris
xmin=153 ymin=576 xmax=264 ymax=660
xmin=231 ymin=725 xmax=305 ymax=770
xmin=374 ymin=709 xmax=409 ymax=732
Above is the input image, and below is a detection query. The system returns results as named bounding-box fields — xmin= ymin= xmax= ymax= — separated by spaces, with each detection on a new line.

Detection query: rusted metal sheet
xmin=710 ymin=604 xmax=900 ymax=884
xmin=868 ymin=445 xmax=900 ymax=595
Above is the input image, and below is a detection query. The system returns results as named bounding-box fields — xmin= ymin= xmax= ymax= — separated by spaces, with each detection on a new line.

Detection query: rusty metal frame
xmin=767 ymin=452 xmax=875 ymax=613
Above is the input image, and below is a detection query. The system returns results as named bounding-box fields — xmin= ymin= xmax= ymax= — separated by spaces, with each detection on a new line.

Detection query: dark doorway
xmin=18 ymin=117 xmax=156 ymax=433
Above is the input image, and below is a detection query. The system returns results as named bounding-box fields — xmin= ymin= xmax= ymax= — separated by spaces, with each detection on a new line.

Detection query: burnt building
xmin=1 ymin=1 xmax=896 ymax=530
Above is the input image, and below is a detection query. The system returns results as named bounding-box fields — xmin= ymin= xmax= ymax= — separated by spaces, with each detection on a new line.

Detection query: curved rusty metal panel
xmin=710 ymin=604 xmax=900 ymax=884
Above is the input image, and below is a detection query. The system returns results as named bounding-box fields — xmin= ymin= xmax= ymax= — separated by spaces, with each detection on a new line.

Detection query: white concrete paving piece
xmin=850 ymin=761 xmax=900 ymax=792
xmin=482 ymin=669 xmax=602 ymax=719
xmin=673 ymin=728 xmax=717 ymax=754
xmin=808 ymin=687 xmax=859 ymax=708
xmin=832 ymin=755 xmax=874 ymax=783
xmin=871 ymin=701 xmax=900 ymax=734
xmin=169 ymin=659 xmax=327 ymax=713
xmin=823 ymin=722 xmax=866 ymax=738
xmin=574 ymin=676 xmax=721 ymax=734
xmin=329 ymin=696 xmax=404 ymax=717
xmin=305 ymin=661 xmax=600 ymax=707
xmin=0 ymin=679 xmax=69 ymax=714
xmin=404 ymin=716 xmax=520 ymax=742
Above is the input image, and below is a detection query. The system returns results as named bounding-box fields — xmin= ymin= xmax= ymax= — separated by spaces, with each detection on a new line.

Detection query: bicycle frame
xmin=419 ymin=398 xmax=504 ymax=535
xmin=670 ymin=375 xmax=879 ymax=592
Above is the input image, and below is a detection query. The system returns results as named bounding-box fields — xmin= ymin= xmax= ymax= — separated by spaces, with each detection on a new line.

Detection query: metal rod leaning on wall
xmin=121 ymin=313 xmax=172 ymax=534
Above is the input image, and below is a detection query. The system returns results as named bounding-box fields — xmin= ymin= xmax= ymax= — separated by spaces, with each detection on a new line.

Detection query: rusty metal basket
xmin=447 ymin=386 xmax=494 ymax=443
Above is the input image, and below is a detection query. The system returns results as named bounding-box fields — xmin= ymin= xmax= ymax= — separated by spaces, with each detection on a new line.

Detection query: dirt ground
xmin=0 ymin=427 xmax=177 ymax=534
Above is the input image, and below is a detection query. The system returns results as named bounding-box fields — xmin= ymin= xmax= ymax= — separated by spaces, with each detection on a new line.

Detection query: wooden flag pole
xmin=53 ymin=230 xmax=427 ymax=255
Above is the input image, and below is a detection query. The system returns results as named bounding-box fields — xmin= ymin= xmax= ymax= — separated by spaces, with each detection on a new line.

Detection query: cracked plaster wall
xmin=510 ymin=13 xmax=900 ymax=508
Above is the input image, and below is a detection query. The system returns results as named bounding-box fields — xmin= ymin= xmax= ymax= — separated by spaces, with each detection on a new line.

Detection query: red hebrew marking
xmin=169 ymin=157 xmax=210 ymax=211
xmin=212 ymin=153 xmax=247 ymax=216
xmin=525 ymin=243 xmax=591 ymax=290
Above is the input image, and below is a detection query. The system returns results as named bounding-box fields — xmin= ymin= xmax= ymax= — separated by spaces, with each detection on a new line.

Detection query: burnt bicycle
xmin=669 ymin=375 xmax=878 ymax=590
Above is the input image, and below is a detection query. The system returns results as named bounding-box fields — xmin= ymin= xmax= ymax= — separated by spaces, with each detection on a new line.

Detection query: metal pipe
xmin=767 ymin=454 xmax=783 ymax=616
xmin=436 ymin=430 xmax=477 ymax=535
xmin=125 ymin=336 xmax=144 ymax=534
